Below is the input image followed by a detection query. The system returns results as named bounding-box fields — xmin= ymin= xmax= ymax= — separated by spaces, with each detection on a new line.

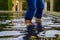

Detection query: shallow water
xmin=0 ymin=13 xmax=60 ymax=40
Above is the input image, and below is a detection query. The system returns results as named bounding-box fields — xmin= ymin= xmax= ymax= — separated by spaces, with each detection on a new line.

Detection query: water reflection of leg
xmin=23 ymin=24 xmax=35 ymax=40
xmin=37 ymin=23 xmax=43 ymax=34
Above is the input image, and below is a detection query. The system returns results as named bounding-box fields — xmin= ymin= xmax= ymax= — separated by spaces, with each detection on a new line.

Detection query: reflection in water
xmin=0 ymin=20 xmax=12 ymax=31
xmin=0 ymin=13 xmax=60 ymax=31
xmin=0 ymin=12 xmax=60 ymax=40
xmin=0 ymin=12 xmax=24 ymax=31
xmin=0 ymin=13 xmax=13 ymax=31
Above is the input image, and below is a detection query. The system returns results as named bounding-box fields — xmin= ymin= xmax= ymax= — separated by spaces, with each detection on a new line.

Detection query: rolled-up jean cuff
xmin=35 ymin=16 xmax=42 ymax=18
xmin=35 ymin=15 xmax=42 ymax=19
xmin=25 ymin=18 xmax=32 ymax=20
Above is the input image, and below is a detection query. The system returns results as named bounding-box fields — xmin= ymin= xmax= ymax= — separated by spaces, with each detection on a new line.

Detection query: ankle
xmin=25 ymin=20 xmax=32 ymax=25
xmin=35 ymin=18 xmax=41 ymax=24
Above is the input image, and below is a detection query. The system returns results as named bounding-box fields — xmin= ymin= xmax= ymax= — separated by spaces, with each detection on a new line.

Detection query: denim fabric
xmin=25 ymin=0 xmax=44 ymax=20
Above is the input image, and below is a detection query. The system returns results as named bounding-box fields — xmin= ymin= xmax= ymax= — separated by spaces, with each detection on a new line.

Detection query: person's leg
xmin=24 ymin=0 xmax=36 ymax=40
xmin=35 ymin=0 xmax=44 ymax=33
xmin=25 ymin=0 xmax=36 ymax=25
xmin=35 ymin=0 xmax=44 ymax=23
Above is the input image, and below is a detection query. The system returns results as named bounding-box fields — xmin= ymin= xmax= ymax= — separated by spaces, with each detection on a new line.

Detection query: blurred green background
xmin=0 ymin=0 xmax=12 ymax=21
xmin=0 ymin=0 xmax=60 ymax=11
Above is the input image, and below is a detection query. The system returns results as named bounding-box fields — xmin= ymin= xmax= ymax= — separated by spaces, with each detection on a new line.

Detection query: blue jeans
xmin=25 ymin=0 xmax=44 ymax=20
